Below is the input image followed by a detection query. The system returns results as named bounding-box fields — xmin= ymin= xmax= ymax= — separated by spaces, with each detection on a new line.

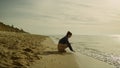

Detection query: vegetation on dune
xmin=0 ymin=22 xmax=26 ymax=33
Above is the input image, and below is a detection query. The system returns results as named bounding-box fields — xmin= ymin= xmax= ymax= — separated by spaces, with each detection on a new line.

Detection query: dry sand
xmin=30 ymin=37 xmax=116 ymax=68
xmin=0 ymin=31 xmax=47 ymax=68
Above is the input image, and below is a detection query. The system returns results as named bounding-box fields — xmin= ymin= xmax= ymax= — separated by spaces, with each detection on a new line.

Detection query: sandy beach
xmin=0 ymin=31 xmax=116 ymax=68
xmin=30 ymin=37 xmax=116 ymax=68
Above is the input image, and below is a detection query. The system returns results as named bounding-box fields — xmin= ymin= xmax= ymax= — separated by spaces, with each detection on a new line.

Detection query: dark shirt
xmin=59 ymin=36 xmax=74 ymax=51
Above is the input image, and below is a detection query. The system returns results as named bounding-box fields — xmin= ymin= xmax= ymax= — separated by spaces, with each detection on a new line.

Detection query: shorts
xmin=58 ymin=43 xmax=67 ymax=52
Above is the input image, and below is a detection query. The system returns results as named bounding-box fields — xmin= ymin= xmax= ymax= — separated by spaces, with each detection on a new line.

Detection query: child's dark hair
xmin=66 ymin=31 xmax=72 ymax=37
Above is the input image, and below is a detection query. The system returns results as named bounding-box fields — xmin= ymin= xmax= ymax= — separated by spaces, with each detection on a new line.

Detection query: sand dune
xmin=0 ymin=31 xmax=47 ymax=68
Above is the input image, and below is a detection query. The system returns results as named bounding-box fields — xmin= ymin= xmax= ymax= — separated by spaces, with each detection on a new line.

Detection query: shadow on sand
xmin=39 ymin=51 xmax=72 ymax=55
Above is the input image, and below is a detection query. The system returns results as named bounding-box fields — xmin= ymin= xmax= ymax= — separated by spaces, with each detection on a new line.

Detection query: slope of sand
xmin=30 ymin=37 xmax=116 ymax=68
xmin=0 ymin=31 xmax=47 ymax=68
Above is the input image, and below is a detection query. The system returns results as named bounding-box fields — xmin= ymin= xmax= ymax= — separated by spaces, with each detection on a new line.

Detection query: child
xmin=58 ymin=31 xmax=75 ymax=52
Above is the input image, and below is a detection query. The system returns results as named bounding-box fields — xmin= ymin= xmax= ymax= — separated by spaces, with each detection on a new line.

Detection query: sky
xmin=0 ymin=0 xmax=120 ymax=35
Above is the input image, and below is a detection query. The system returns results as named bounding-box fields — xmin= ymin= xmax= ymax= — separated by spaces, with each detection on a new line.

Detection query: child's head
xmin=66 ymin=31 xmax=72 ymax=38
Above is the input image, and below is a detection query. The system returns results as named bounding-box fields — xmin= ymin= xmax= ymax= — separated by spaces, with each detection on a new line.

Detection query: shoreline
xmin=30 ymin=36 xmax=116 ymax=68
xmin=75 ymin=52 xmax=115 ymax=68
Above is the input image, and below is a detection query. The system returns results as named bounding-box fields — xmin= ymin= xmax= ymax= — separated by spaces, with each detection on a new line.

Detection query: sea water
xmin=50 ymin=35 xmax=120 ymax=68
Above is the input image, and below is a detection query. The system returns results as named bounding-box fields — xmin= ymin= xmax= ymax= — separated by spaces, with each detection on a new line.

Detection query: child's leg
xmin=58 ymin=44 xmax=67 ymax=52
